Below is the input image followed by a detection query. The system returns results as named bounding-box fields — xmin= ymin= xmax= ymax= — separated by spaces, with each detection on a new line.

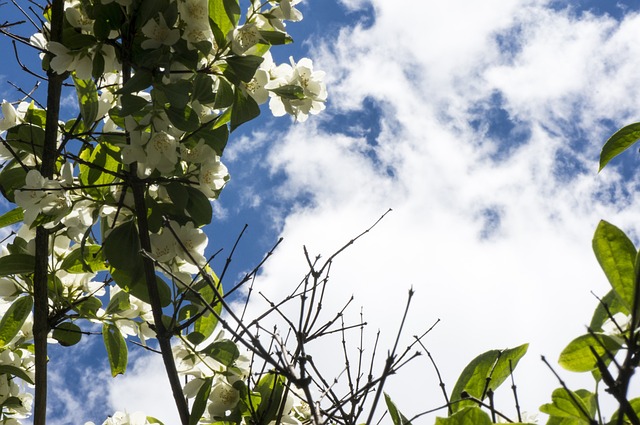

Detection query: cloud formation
xmin=104 ymin=1 xmax=640 ymax=422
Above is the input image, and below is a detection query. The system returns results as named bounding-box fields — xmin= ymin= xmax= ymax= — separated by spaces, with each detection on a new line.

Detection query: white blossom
xmin=141 ymin=15 xmax=180 ymax=49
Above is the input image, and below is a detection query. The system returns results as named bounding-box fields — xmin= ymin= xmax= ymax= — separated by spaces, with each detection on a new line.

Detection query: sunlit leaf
xmin=540 ymin=388 xmax=596 ymax=422
xmin=600 ymin=122 xmax=640 ymax=171
xmin=254 ymin=372 xmax=286 ymax=424
xmin=0 ymin=296 xmax=32 ymax=348
xmin=209 ymin=0 xmax=240 ymax=46
xmin=592 ymin=220 xmax=636 ymax=310
xmin=384 ymin=393 xmax=412 ymax=425
xmin=558 ymin=333 xmax=621 ymax=373
xmin=435 ymin=406 xmax=492 ymax=425
xmin=73 ymin=75 xmax=99 ymax=124
xmin=0 ymin=365 xmax=34 ymax=385
xmin=0 ymin=207 xmax=24 ymax=229
xmin=103 ymin=323 xmax=128 ymax=377
xmin=60 ymin=244 xmax=107 ymax=273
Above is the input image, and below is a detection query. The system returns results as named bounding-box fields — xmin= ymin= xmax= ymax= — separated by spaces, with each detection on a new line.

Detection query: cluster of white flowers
xmin=0 ymin=0 xmax=328 ymax=423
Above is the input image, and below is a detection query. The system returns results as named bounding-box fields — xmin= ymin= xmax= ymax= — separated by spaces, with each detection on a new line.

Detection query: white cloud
xmin=235 ymin=0 xmax=640 ymax=422
xmin=86 ymin=2 xmax=640 ymax=423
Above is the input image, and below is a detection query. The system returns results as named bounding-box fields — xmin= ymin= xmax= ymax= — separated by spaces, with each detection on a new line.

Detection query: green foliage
xmin=385 ymin=393 xmax=412 ymax=425
xmin=599 ymin=122 xmax=640 ymax=171
xmin=103 ymin=323 xmax=128 ymax=377
xmin=253 ymin=372 xmax=287 ymax=424
xmin=435 ymin=406 xmax=492 ymax=425
xmin=449 ymin=344 xmax=528 ymax=413
xmin=558 ymin=333 xmax=621 ymax=373
xmin=540 ymin=388 xmax=596 ymax=424
xmin=52 ymin=322 xmax=83 ymax=347
xmin=0 ymin=296 xmax=32 ymax=348
xmin=0 ymin=253 xmax=35 ymax=276
xmin=592 ymin=220 xmax=637 ymax=311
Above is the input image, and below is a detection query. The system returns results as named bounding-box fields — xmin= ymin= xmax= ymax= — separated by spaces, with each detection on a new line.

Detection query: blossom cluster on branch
xmin=0 ymin=0 xmax=326 ymax=423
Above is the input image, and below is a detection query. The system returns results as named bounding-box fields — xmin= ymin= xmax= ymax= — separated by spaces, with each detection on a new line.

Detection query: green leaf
xmin=449 ymin=344 xmax=528 ymax=413
xmin=120 ymin=94 xmax=149 ymax=117
xmin=609 ymin=397 xmax=640 ymax=424
xmin=225 ymin=55 xmax=264 ymax=83
xmin=558 ymin=333 xmax=621 ymax=372
xmin=0 ymin=296 xmax=32 ymax=348
xmin=104 ymin=220 xmax=141 ymax=271
xmin=540 ymin=388 xmax=595 ymax=422
xmin=105 ymin=289 xmax=131 ymax=315
xmin=111 ymin=269 xmax=172 ymax=308
xmin=214 ymin=77 xmax=234 ymax=109
xmin=188 ymin=118 xmax=229 ymax=155
xmin=0 ymin=365 xmax=34 ymax=385
xmin=60 ymin=244 xmax=107 ymax=273
xmin=590 ymin=289 xmax=629 ymax=332
xmin=259 ymin=30 xmax=293 ymax=46
xmin=166 ymin=182 xmax=190 ymax=212
xmin=0 ymin=207 xmax=24 ymax=229
xmin=192 ymin=73 xmax=216 ymax=104
xmin=203 ymin=338 xmax=239 ymax=367
xmin=435 ymin=406 xmax=492 ymax=425
xmin=599 ymin=122 xmax=640 ymax=171
xmin=231 ymin=88 xmax=260 ymax=132
xmin=161 ymin=80 xmax=192 ymax=109
xmin=0 ymin=254 xmax=36 ymax=276
xmin=0 ymin=162 xmax=27 ymax=203
xmin=73 ymin=75 xmax=99 ymax=124
xmin=254 ymin=372 xmax=286 ymax=424
xmin=592 ymin=220 xmax=636 ymax=310
xmin=209 ymin=0 xmax=241 ymax=46
xmin=103 ymin=323 xmax=128 ymax=377
xmin=185 ymin=187 xmax=213 ymax=226
xmin=73 ymin=296 xmax=103 ymax=317
xmin=270 ymin=84 xmax=305 ymax=100
xmin=116 ymin=69 xmax=153 ymax=95
xmin=189 ymin=376 xmax=213 ymax=425
xmin=52 ymin=322 xmax=82 ymax=346
xmin=6 ymin=124 xmax=45 ymax=158
xmin=166 ymin=105 xmax=201 ymax=132
xmin=384 ymin=393 xmax=412 ymax=425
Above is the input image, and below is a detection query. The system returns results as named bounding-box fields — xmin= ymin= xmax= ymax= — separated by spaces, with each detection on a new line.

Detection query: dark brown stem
xmin=118 ymin=6 xmax=190 ymax=422
xmin=33 ymin=0 xmax=64 ymax=423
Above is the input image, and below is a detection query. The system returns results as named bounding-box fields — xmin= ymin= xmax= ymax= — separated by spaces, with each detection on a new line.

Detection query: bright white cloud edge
xmin=105 ymin=1 xmax=640 ymax=424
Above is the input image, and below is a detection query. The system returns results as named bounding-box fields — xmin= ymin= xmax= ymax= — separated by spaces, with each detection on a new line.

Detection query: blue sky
xmin=4 ymin=0 xmax=640 ymax=423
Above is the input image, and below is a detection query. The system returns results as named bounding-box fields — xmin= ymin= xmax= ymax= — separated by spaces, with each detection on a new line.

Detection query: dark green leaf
xmin=609 ymin=397 xmax=640 ymax=424
xmin=73 ymin=296 xmax=103 ymax=317
xmin=52 ymin=322 xmax=82 ymax=346
xmin=258 ymin=30 xmax=293 ymax=46
xmin=384 ymin=393 xmax=412 ymax=425
xmin=0 ymin=296 xmax=32 ymax=348
xmin=0 ymin=207 xmax=24 ymax=229
xmin=599 ymin=122 xmax=640 ymax=171
xmin=0 ymin=254 xmax=36 ymax=276
xmin=104 ymin=220 xmax=141 ymax=271
xmin=117 ymin=70 xmax=153 ymax=95
xmin=105 ymin=289 xmax=131 ymax=315
xmin=270 ymin=84 xmax=305 ymax=100
xmin=111 ymin=268 xmax=172 ymax=308
xmin=103 ymin=323 xmax=128 ymax=376
xmin=161 ymin=80 xmax=192 ymax=109
xmin=192 ymin=74 xmax=216 ymax=104
xmin=185 ymin=187 xmax=213 ymax=226
xmin=189 ymin=377 xmax=213 ymax=425
xmin=230 ymin=88 xmax=260 ymax=132
xmin=0 ymin=162 xmax=27 ymax=203
xmin=73 ymin=75 xmax=99 ymax=124
xmin=226 ymin=55 xmax=264 ymax=83
xmin=592 ymin=220 xmax=636 ymax=310
xmin=120 ymin=94 xmax=149 ymax=117
xmin=166 ymin=182 xmax=190 ymax=211
xmin=166 ymin=105 xmax=200 ymax=132
xmin=0 ymin=365 xmax=34 ymax=385
xmin=214 ymin=77 xmax=234 ymax=109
